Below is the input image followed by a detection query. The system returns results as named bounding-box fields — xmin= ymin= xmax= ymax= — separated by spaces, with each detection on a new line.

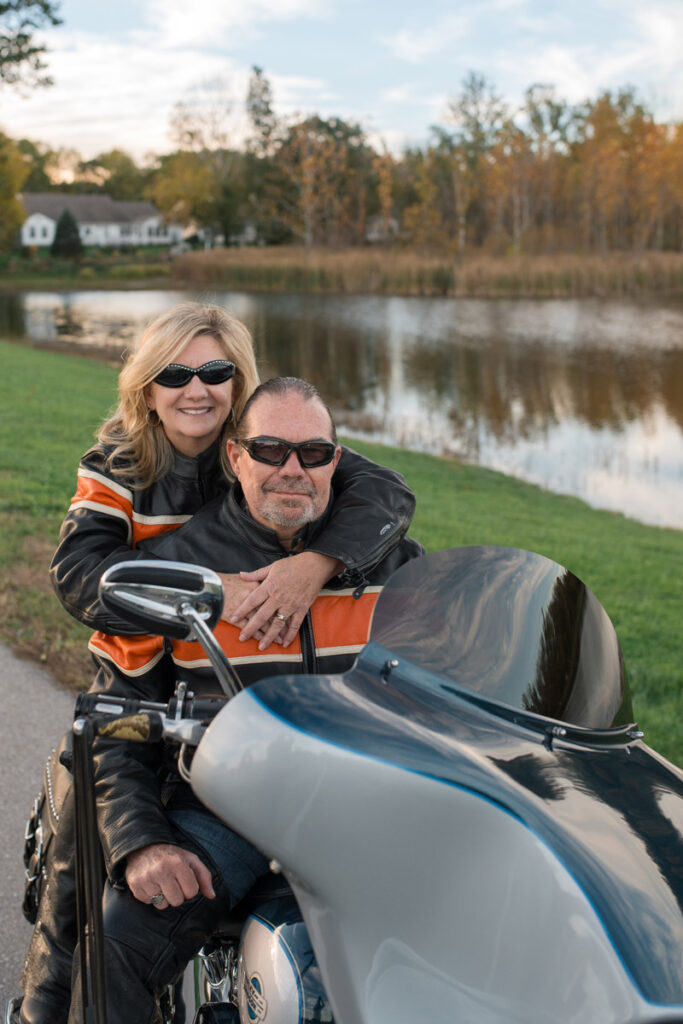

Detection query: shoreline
xmin=2 ymin=248 xmax=683 ymax=300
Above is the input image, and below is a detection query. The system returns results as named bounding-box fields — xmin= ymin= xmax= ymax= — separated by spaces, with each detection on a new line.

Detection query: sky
xmin=1 ymin=0 xmax=682 ymax=164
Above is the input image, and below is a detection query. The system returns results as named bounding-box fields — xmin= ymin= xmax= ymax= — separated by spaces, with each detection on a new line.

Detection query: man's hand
xmin=230 ymin=551 xmax=344 ymax=651
xmin=125 ymin=843 xmax=215 ymax=909
xmin=218 ymin=573 xmax=259 ymax=623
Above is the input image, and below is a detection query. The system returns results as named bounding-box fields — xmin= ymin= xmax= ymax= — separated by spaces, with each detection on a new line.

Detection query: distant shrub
xmin=108 ymin=263 xmax=170 ymax=280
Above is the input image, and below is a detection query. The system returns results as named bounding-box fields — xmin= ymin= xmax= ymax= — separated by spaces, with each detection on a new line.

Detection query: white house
xmin=19 ymin=193 xmax=184 ymax=248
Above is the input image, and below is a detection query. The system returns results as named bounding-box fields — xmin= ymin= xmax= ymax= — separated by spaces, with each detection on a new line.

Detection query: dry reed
xmin=171 ymin=247 xmax=683 ymax=299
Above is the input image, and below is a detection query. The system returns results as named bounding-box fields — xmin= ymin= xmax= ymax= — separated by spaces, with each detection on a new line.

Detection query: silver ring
xmin=150 ymin=893 xmax=165 ymax=907
xmin=274 ymin=612 xmax=288 ymax=622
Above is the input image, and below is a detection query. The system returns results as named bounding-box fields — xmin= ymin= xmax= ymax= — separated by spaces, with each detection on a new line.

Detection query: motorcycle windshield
xmin=369 ymin=546 xmax=632 ymax=730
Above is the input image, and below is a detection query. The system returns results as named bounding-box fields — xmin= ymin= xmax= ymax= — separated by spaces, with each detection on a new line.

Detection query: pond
xmin=2 ymin=288 xmax=682 ymax=531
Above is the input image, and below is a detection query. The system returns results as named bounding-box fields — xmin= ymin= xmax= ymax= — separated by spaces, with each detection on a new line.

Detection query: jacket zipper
xmin=300 ymin=613 xmax=317 ymax=674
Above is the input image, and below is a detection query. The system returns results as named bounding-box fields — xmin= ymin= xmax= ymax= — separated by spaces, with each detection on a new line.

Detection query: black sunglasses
xmin=240 ymin=436 xmax=338 ymax=468
xmin=153 ymin=360 xmax=235 ymax=388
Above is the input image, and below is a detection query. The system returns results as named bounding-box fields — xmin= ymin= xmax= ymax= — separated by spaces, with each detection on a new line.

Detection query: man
xmin=68 ymin=377 xmax=423 ymax=1023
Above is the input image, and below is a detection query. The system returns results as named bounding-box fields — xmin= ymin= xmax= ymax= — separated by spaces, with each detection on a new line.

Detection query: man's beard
xmin=260 ymin=477 xmax=320 ymax=529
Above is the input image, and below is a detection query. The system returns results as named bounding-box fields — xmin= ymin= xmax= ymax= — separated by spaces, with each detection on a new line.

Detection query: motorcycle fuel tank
xmin=236 ymin=898 xmax=332 ymax=1024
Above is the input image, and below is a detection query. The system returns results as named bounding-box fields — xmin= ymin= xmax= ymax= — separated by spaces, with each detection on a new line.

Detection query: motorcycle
xmin=71 ymin=545 xmax=683 ymax=1024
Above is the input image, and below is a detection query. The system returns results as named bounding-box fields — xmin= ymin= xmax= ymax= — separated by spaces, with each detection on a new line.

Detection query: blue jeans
xmin=167 ymin=807 xmax=269 ymax=896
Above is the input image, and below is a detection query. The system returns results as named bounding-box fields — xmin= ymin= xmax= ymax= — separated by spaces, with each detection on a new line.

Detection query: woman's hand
xmin=230 ymin=551 xmax=344 ymax=651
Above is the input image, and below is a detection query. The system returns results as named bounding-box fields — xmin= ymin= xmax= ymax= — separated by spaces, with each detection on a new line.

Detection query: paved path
xmin=0 ymin=644 xmax=75 ymax=1012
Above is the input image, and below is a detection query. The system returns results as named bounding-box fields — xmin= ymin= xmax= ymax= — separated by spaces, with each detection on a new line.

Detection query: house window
xmin=28 ymin=225 xmax=36 ymax=239
xmin=41 ymin=226 xmax=49 ymax=239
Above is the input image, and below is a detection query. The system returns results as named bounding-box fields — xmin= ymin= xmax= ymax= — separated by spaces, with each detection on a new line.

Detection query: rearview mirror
xmin=98 ymin=560 xmax=224 ymax=640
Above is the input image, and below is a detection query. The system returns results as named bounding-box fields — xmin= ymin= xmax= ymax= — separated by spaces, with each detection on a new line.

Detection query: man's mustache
xmin=262 ymin=477 xmax=317 ymax=498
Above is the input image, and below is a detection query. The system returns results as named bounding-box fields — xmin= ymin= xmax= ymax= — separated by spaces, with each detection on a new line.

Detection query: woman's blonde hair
xmin=99 ymin=302 xmax=259 ymax=486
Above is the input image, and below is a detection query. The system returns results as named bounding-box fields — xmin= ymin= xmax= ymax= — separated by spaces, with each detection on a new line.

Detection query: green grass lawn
xmin=1 ymin=338 xmax=681 ymax=766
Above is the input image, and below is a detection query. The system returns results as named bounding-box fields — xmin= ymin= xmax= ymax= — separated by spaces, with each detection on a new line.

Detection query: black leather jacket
xmin=50 ymin=440 xmax=416 ymax=634
xmin=89 ymin=486 xmax=424 ymax=882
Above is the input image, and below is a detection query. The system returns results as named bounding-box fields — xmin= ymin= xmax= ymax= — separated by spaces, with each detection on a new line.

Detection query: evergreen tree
xmin=50 ymin=207 xmax=83 ymax=257
xmin=246 ymin=65 xmax=277 ymax=158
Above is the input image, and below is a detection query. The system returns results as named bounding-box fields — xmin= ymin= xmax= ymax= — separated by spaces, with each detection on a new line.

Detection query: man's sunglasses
xmin=240 ymin=436 xmax=338 ymax=468
xmin=153 ymin=360 xmax=235 ymax=388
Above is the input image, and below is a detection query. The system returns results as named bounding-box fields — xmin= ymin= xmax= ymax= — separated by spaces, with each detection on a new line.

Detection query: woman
xmin=16 ymin=302 xmax=415 ymax=1024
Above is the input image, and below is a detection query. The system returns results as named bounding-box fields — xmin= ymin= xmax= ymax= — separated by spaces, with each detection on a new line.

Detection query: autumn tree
xmin=372 ymin=147 xmax=396 ymax=240
xmin=164 ymin=79 xmax=247 ymax=242
xmin=523 ymin=84 xmax=575 ymax=252
xmin=402 ymin=147 xmax=449 ymax=248
xmin=623 ymin=112 xmax=681 ymax=251
xmin=443 ymin=72 xmax=507 ymax=250
xmin=148 ymin=150 xmax=216 ymax=228
xmin=0 ymin=129 xmax=28 ymax=250
xmin=0 ymin=0 xmax=61 ymax=88
xmin=77 ymin=149 xmax=149 ymax=200
xmin=486 ymin=119 xmax=534 ymax=255
xmin=407 ymin=72 xmax=509 ymax=253
xmin=272 ymin=115 xmax=375 ymax=249
xmin=570 ymin=89 xmax=648 ymax=252
xmin=17 ymin=136 xmax=53 ymax=189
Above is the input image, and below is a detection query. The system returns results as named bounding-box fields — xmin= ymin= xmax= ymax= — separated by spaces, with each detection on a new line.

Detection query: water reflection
xmin=2 ymin=289 xmax=682 ymax=530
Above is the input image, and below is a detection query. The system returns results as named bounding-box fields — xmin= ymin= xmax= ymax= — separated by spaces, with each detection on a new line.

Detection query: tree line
xmin=2 ymin=66 xmax=683 ymax=256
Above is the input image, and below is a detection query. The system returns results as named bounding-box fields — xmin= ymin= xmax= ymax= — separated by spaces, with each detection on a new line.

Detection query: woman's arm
xmin=316 ymin=445 xmax=416 ymax=574
xmin=50 ymin=447 xmax=153 ymax=633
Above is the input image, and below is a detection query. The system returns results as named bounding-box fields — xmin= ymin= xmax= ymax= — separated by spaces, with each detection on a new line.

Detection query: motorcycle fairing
xmin=190 ymin=547 xmax=683 ymax=1023
xmin=193 ymin=685 xmax=683 ymax=1024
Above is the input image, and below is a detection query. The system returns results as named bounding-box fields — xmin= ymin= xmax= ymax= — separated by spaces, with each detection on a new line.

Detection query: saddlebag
xmin=22 ymin=731 xmax=72 ymax=924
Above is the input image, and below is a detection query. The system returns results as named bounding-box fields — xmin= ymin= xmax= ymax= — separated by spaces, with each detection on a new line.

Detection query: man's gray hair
xmin=235 ymin=377 xmax=337 ymax=442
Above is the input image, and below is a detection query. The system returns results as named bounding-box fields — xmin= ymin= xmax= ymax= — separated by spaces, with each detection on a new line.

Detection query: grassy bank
xmin=0 ymin=248 xmax=173 ymax=291
xmin=171 ymin=247 xmax=683 ymax=299
xmin=3 ymin=248 xmax=683 ymax=299
xmin=1 ymin=339 xmax=681 ymax=765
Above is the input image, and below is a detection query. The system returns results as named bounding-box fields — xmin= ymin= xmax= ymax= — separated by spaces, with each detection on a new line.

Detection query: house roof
xmin=20 ymin=192 xmax=161 ymax=224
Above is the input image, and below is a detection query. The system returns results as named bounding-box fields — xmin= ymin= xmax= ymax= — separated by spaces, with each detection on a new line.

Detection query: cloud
xmin=271 ymin=73 xmax=337 ymax=114
xmin=0 ymin=29 xmax=244 ymax=159
xmin=382 ymin=12 xmax=470 ymax=63
xmin=0 ymin=0 xmax=346 ymax=159
xmin=494 ymin=2 xmax=683 ymax=117
xmin=141 ymin=0 xmax=330 ymax=49
xmin=381 ymin=0 xmax=529 ymax=64
xmin=380 ymin=85 xmax=413 ymax=104
xmin=0 ymin=23 xmax=341 ymax=160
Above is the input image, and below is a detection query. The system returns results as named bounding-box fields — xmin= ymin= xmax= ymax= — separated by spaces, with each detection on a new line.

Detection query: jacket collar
xmin=171 ymin=439 xmax=222 ymax=481
xmin=222 ymin=483 xmax=334 ymax=554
